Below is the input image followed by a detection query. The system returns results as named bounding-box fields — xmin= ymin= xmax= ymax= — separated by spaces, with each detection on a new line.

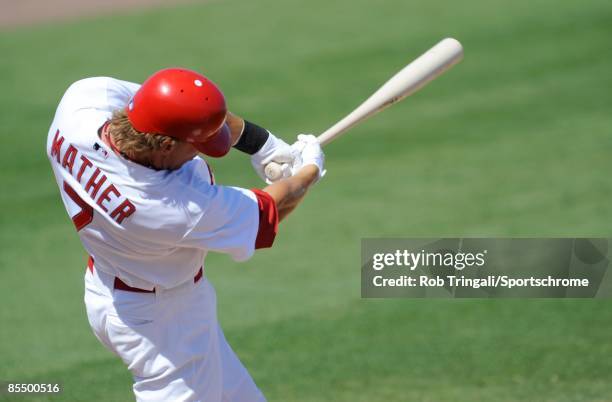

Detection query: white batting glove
xmin=292 ymin=134 xmax=326 ymax=181
xmin=251 ymin=133 xmax=297 ymax=183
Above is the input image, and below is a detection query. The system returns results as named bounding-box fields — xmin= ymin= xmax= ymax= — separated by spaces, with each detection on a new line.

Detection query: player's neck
xmin=101 ymin=123 xmax=156 ymax=169
xmin=100 ymin=123 xmax=192 ymax=171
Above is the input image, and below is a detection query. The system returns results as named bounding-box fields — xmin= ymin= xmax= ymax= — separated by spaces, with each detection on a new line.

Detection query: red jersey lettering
xmin=110 ymin=199 xmax=136 ymax=224
xmin=84 ymin=168 xmax=107 ymax=198
xmin=50 ymin=130 xmax=64 ymax=163
xmin=97 ymin=184 xmax=121 ymax=212
xmin=77 ymin=156 xmax=93 ymax=182
xmin=62 ymin=144 xmax=78 ymax=174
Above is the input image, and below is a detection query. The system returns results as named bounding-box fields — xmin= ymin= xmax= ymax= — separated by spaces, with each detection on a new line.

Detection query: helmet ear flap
xmin=193 ymin=123 xmax=231 ymax=158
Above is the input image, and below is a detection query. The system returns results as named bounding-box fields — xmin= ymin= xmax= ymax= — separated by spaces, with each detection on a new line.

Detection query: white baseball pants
xmin=84 ymin=266 xmax=266 ymax=402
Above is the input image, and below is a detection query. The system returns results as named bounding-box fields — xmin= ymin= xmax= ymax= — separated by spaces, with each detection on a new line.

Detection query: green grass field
xmin=1 ymin=0 xmax=612 ymax=400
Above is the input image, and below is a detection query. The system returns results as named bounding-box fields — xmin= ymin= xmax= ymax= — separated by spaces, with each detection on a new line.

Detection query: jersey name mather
xmin=50 ymin=130 xmax=136 ymax=224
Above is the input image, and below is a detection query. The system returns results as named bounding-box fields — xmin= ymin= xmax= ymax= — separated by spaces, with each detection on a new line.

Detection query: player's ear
xmin=159 ymin=137 xmax=176 ymax=154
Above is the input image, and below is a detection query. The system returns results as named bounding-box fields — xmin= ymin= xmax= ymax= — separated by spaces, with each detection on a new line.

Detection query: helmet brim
xmin=193 ymin=123 xmax=232 ymax=158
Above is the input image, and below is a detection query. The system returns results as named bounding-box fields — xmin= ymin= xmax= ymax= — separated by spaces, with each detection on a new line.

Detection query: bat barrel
xmin=317 ymin=38 xmax=463 ymax=146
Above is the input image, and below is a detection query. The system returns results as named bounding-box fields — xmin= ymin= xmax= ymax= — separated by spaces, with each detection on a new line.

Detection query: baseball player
xmin=46 ymin=68 xmax=325 ymax=401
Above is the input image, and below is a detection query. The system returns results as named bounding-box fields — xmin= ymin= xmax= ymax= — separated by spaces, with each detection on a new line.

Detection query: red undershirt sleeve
xmin=250 ymin=189 xmax=279 ymax=249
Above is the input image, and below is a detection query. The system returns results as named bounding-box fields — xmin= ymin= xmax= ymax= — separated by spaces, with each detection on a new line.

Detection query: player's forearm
xmin=226 ymin=112 xmax=246 ymax=146
xmin=262 ymin=165 xmax=319 ymax=221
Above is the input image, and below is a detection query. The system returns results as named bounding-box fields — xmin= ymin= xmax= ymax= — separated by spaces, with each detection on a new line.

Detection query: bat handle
xmin=264 ymin=132 xmax=325 ymax=182
xmin=317 ymin=112 xmax=358 ymax=146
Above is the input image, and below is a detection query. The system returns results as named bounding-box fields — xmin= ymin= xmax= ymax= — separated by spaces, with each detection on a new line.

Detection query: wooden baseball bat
xmin=264 ymin=37 xmax=464 ymax=180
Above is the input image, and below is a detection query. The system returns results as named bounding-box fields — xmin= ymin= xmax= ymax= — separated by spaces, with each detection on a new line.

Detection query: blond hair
xmin=108 ymin=109 xmax=177 ymax=158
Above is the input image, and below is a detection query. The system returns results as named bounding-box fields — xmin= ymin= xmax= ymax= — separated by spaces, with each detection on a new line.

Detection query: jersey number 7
xmin=63 ymin=181 xmax=94 ymax=231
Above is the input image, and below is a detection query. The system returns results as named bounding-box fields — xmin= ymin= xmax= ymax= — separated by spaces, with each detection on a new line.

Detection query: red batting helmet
xmin=126 ymin=68 xmax=231 ymax=157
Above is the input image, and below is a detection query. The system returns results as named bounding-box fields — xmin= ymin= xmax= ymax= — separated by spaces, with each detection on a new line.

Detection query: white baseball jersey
xmin=47 ymin=77 xmax=277 ymax=290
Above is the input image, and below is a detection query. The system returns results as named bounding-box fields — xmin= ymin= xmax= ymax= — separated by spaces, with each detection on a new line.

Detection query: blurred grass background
xmin=1 ymin=0 xmax=611 ymax=400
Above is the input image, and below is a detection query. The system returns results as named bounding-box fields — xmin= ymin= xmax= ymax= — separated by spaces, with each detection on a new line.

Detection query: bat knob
xmin=264 ymin=161 xmax=284 ymax=182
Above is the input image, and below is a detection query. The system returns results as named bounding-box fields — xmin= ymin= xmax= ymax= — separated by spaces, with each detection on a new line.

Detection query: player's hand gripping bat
xmin=264 ymin=37 xmax=464 ymax=181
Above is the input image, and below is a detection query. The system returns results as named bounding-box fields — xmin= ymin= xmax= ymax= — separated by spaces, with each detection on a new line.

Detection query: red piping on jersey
xmin=251 ymin=189 xmax=278 ymax=249
xmin=205 ymin=160 xmax=215 ymax=184
xmin=102 ymin=121 xmax=125 ymax=157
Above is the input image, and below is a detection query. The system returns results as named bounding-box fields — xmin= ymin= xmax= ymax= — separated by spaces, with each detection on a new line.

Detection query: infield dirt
xmin=0 ymin=0 xmax=195 ymax=29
